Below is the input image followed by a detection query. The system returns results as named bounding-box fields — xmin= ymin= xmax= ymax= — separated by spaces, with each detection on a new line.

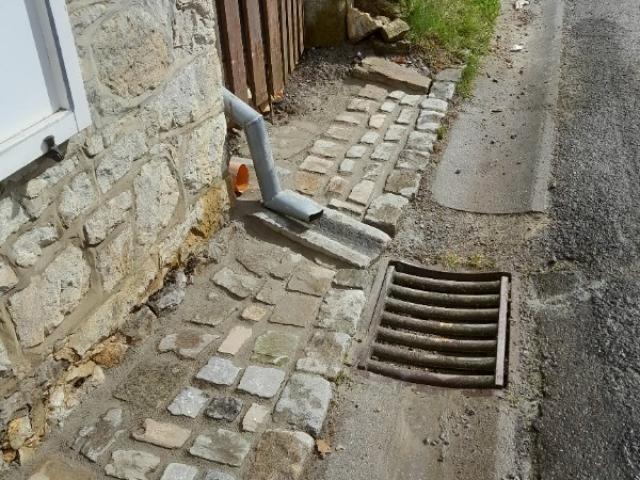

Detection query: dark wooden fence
xmin=216 ymin=0 xmax=305 ymax=110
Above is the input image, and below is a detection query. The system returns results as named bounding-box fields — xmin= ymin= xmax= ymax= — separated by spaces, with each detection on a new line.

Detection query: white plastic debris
xmin=510 ymin=44 xmax=524 ymax=52
xmin=514 ymin=0 xmax=529 ymax=10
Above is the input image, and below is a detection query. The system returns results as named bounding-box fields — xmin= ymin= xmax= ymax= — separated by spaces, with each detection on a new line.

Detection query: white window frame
xmin=0 ymin=0 xmax=91 ymax=181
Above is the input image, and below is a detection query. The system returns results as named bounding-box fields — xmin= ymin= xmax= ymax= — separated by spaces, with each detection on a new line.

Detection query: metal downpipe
xmin=222 ymin=88 xmax=323 ymax=223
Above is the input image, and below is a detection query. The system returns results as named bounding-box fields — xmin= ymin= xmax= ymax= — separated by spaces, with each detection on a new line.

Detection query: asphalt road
xmin=536 ymin=0 xmax=640 ymax=478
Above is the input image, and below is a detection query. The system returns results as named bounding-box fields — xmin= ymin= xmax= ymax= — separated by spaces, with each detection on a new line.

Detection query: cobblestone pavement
xmin=15 ymin=72 xmax=461 ymax=480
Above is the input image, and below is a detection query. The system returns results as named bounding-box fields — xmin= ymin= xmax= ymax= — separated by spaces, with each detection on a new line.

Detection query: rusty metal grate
xmin=358 ymin=260 xmax=510 ymax=388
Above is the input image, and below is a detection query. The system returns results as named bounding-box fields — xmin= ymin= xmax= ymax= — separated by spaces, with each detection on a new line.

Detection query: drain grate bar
xmin=360 ymin=260 xmax=511 ymax=389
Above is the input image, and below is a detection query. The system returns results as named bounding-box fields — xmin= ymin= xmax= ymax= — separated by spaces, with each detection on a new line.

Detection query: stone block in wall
xmin=58 ymin=173 xmax=97 ymax=227
xmin=134 ymin=153 xmax=180 ymax=245
xmin=84 ymin=191 xmax=133 ymax=245
xmin=0 ymin=197 xmax=29 ymax=244
xmin=176 ymin=113 xmax=226 ymax=195
xmin=0 ymin=261 xmax=18 ymax=294
xmin=92 ymin=6 xmax=173 ymax=98
xmin=96 ymin=225 xmax=133 ymax=292
xmin=66 ymin=293 xmax=128 ymax=356
xmin=142 ymin=52 xmax=223 ymax=133
xmin=11 ymin=225 xmax=60 ymax=268
xmin=21 ymin=157 xmax=78 ymax=218
xmin=0 ymin=339 xmax=11 ymax=377
xmin=173 ymin=0 xmax=218 ymax=54
xmin=7 ymin=246 xmax=91 ymax=348
xmin=69 ymin=3 xmax=108 ymax=35
xmin=95 ymin=131 xmax=147 ymax=194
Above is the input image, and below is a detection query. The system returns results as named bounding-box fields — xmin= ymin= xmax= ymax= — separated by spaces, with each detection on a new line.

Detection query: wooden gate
xmin=216 ymin=0 xmax=304 ymax=110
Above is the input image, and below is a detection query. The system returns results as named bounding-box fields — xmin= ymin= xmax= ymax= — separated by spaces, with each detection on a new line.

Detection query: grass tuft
xmin=403 ymin=0 xmax=500 ymax=96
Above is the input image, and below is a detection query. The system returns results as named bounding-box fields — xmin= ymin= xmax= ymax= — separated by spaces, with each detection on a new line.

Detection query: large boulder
xmin=304 ymin=0 xmax=349 ymax=47
xmin=354 ymin=0 xmax=404 ymax=18
xmin=347 ymin=7 xmax=385 ymax=43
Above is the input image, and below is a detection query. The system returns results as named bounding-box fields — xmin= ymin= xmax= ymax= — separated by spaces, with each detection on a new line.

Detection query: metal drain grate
xmin=359 ymin=260 xmax=510 ymax=388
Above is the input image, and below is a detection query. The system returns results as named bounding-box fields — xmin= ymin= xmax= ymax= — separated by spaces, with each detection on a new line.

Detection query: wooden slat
xmin=241 ymin=0 xmax=269 ymax=106
xmin=262 ymin=0 xmax=285 ymax=98
xmin=215 ymin=0 xmax=248 ymax=101
xmin=279 ymin=0 xmax=290 ymax=78
xmin=297 ymin=0 xmax=304 ymax=58
xmin=286 ymin=0 xmax=295 ymax=72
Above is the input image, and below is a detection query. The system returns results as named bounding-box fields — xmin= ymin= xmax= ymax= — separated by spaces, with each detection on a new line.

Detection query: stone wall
xmin=0 ymin=0 xmax=229 ymax=454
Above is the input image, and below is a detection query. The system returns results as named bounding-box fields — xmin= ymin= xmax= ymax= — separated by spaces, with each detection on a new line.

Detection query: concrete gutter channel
xmin=11 ymin=0 xmax=557 ymax=478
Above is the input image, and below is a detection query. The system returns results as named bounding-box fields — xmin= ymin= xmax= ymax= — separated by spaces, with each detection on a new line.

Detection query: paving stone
xmin=358 ymin=84 xmax=388 ymax=101
xmin=396 ymin=108 xmax=417 ymax=125
xmin=160 ymin=463 xmax=198 ymax=480
xmin=114 ymin=360 xmax=190 ymax=415
xmin=211 ymin=267 xmax=259 ymax=299
xmin=346 ymin=145 xmax=368 ymax=159
xmin=204 ymin=470 xmax=235 ymax=480
xmin=335 ymin=112 xmax=366 ymax=126
xmin=328 ymin=199 xmax=365 ymax=217
xmin=252 ymin=330 xmax=300 ymax=366
xmin=371 ymin=142 xmax=397 ymax=162
xmin=333 ymin=269 xmax=370 ymax=289
xmin=380 ymin=100 xmax=397 ymax=113
xmin=339 ymin=159 xmax=356 ymax=174
xmin=287 ymin=263 xmax=334 ymax=297
xmin=105 ymin=450 xmax=160 ymax=480
xmin=237 ymin=366 xmax=286 ymax=398
xmin=348 ymin=180 xmax=376 ymax=206
xmin=347 ymin=98 xmax=377 ymax=114
xmin=400 ymin=94 xmax=423 ymax=106
xmin=416 ymin=112 xmax=444 ymax=134
xmin=388 ymin=90 xmax=406 ymax=100
xmin=28 ymin=459 xmax=94 ymax=480
xmin=326 ymin=176 xmax=350 ymax=196
xmin=420 ymin=97 xmax=448 ymax=112
xmin=256 ymin=278 xmax=286 ymax=305
xmin=406 ymin=131 xmax=437 ymax=152
xmin=299 ymin=156 xmax=334 ymax=174
xmin=189 ymin=429 xmax=250 ymax=467
xmin=325 ymin=124 xmax=354 ymax=142
xmin=435 ymin=67 xmax=463 ymax=83
xmin=363 ymin=163 xmax=385 ymax=181
xmin=369 ymin=113 xmax=386 ymax=129
xmin=242 ymin=404 xmax=271 ymax=432
xmin=271 ymin=291 xmax=322 ymax=327
xmin=310 ymin=139 xmax=343 ymax=158
xmin=385 ymin=170 xmax=421 ymax=199
xmin=235 ymin=240 xmax=285 ymax=278
xmin=196 ymin=357 xmax=241 ymax=386
xmin=353 ymin=57 xmax=431 ymax=93
xmin=218 ymin=326 xmax=253 ymax=355
xmin=158 ymin=332 xmax=217 ymax=359
xmin=364 ymin=193 xmax=409 ymax=236
xmin=317 ymin=289 xmax=367 ymax=335
xmin=271 ymin=252 xmax=303 ymax=280
xmin=73 ymin=408 xmax=124 ymax=462
xmin=206 ymin=397 xmax=244 ymax=422
xmin=296 ymin=331 xmax=351 ymax=380
xmin=275 ymin=373 xmax=333 ymax=436
xmin=193 ymin=292 xmax=238 ymax=327
xmin=241 ymin=304 xmax=270 ymax=322
xmin=385 ymin=125 xmax=407 ymax=142
xmin=247 ymin=430 xmax=314 ymax=480
xmin=167 ymin=387 xmax=209 ymax=418
xmin=133 ymin=419 xmax=191 ymax=449
xmin=396 ymin=150 xmax=431 ymax=171
xmin=430 ymin=81 xmax=456 ymax=100
xmin=360 ymin=130 xmax=380 ymax=145
xmin=295 ymin=171 xmax=326 ymax=196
